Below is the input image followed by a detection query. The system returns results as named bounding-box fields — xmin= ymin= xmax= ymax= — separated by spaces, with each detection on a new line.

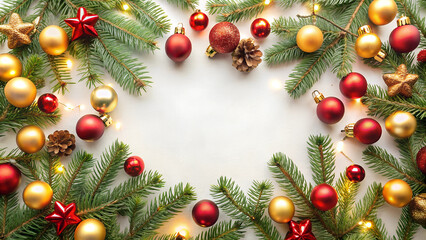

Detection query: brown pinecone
xmin=232 ymin=38 xmax=263 ymax=72
xmin=46 ymin=130 xmax=76 ymax=157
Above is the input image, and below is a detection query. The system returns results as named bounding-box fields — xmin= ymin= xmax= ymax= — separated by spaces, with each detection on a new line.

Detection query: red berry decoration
xmin=64 ymin=7 xmax=99 ymax=41
xmin=310 ymin=183 xmax=338 ymax=211
xmin=416 ymin=146 xmax=426 ymax=175
xmin=346 ymin=164 xmax=365 ymax=182
xmin=207 ymin=22 xmax=240 ymax=56
xmin=251 ymin=18 xmax=271 ymax=39
xmin=312 ymin=90 xmax=345 ymax=124
xmin=285 ymin=219 xmax=316 ymax=240
xmin=192 ymin=199 xmax=219 ymax=227
xmin=76 ymin=114 xmax=105 ymax=142
xmin=45 ymin=201 xmax=81 ymax=235
xmin=189 ymin=10 xmax=209 ymax=31
xmin=165 ymin=23 xmax=192 ymax=63
xmin=418 ymin=49 xmax=426 ymax=63
xmin=389 ymin=16 xmax=420 ymax=53
xmin=339 ymin=72 xmax=367 ymax=99
xmin=124 ymin=156 xmax=145 ymax=177
xmin=37 ymin=93 xmax=59 ymax=113
xmin=0 ymin=163 xmax=21 ymax=195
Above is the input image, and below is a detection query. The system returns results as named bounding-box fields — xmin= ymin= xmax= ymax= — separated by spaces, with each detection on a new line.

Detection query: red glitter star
xmin=45 ymin=201 xmax=81 ymax=235
xmin=285 ymin=219 xmax=316 ymax=240
xmin=64 ymin=7 xmax=98 ymax=41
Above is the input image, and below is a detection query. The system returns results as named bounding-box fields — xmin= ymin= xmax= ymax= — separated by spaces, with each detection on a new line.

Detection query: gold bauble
xmin=39 ymin=25 xmax=69 ymax=55
xmin=75 ymin=219 xmax=106 ymax=240
xmin=296 ymin=25 xmax=324 ymax=53
xmin=355 ymin=25 xmax=382 ymax=58
xmin=16 ymin=125 xmax=45 ymax=154
xmin=90 ymin=85 xmax=118 ymax=113
xmin=383 ymin=179 xmax=413 ymax=208
xmin=4 ymin=77 xmax=37 ymax=108
xmin=368 ymin=0 xmax=397 ymax=25
xmin=0 ymin=53 xmax=22 ymax=82
xmin=385 ymin=111 xmax=417 ymax=138
xmin=23 ymin=181 xmax=53 ymax=209
xmin=268 ymin=196 xmax=295 ymax=223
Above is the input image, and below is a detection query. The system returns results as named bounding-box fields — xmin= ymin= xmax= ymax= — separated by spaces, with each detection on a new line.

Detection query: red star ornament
xmin=45 ymin=201 xmax=81 ymax=235
xmin=285 ymin=219 xmax=316 ymax=240
xmin=64 ymin=7 xmax=98 ymax=41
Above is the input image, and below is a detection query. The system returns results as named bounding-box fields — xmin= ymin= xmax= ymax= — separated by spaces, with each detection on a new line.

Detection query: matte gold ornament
xmin=4 ymin=77 xmax=37 ymax=108
xmin=296 ymin=25 xmax=323 ymax=53
xmin=368 ymin=0 xmax=398 ymax=25
xmin=90 ymin=85 xmax=118 ymax=114
xmin=39 ymin=25 xmax=69 ymax=55
xmin=383 ymin=179 xmax=413 ymax=208
xmin=383 ymin=64 xmax=418 ymax=97
xmin=0 ymin=53 xmax=22 ymax=82
xmin=385 ymin=111 xmax=417 ymax=138
xmin=0 ymin=13 xmax=34 ymax=49
xmin=75 ymin=219 xmax=106 ymax=240
xmin=355 ymin=25 xmax=382 ymax=58
xmin=16 ymin=125 xmax=45 ymax=154
xmin=409 ymin=193 xmax=426 ymax=228
xmin=268 ymin=196 xmax=295 ymax=223
xmin=23 ymin=181 xmax=53 ymax=209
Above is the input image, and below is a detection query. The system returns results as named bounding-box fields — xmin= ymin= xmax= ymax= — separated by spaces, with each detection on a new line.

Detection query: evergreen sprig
xmin=194 ymin=221 xmax=245 ymax=240
xmin=206 ymin=0 xmax=267 ymax=23
xmin=167 ymin=0 xmax=199 ymax=11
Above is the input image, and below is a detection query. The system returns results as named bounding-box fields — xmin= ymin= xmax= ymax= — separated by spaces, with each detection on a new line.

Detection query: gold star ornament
xmin=383 ymin=64 xmax=418 ymax=97
xmin=0 ymin=13 xmax=34 ymax=49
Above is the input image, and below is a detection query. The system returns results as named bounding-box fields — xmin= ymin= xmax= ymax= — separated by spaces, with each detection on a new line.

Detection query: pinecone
xmin=46 ymin=130 xmax=76 ymax=157
xmin=232 ymin=38 xmax=262 ymax=72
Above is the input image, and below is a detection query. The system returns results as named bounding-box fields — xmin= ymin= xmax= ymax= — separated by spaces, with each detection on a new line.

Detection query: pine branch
xmin=335 ymin=173 xmax=359 ymax=233
xmin=206 ymin=0 xmax=267 ymax=23
xmin=247 ymin=180 xmax=273 ymax=218
xmin=307 ymin=135 xmax=335 ymax=185
xmin=0 ymin=0 xmax=32 ymax=25
xmin=264 ymin=36 xmax=305 ymax=65
xmin=395 ymin=206 xmax=420 ymax=240
xmin=46 ymin=54 xmax=74 ymax=94
xmin=167 ymin=0 xmax=199 ymax=11
xmin=194 ymin=221 xmax=245 ymax=240
xmin=21 ymin=54 xmax=46 ymax=89
xmin=363 ymin=43 xmax=417 ymax=73
xmin=331 ymin=36 xmax=356 ymax=78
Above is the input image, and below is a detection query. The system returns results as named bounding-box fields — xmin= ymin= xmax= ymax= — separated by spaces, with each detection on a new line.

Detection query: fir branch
xmin=331 ymin=36 xmax=356 ymax=78
xmin=167 ymin=0 xmax=199 ymax=11
xmin=264 ymin=36 xmax=305 ymax=65
xmin=247 ymin=180 xmax=273 ymax=217
xmin=46 ymin=54 xmax=74 ymax=94
xmin=307 ymin=135 xmax=335 ymax=185
xmin=194 ymin=221 xmax=245 ymax=240
xmin=21 ymin=54 xmax=46 ymax=89
xmin=206 ymin=0 xmax=266 ymax=23
xmin=0 ymin=0 xmax=32 ymax=24
xmin=335 ymin=173 xmax=359 ymax=233
xmin=364 ymin=43 xmax=417 ymax=73
xmin=395 ymin=206 xmax=420 ymax=240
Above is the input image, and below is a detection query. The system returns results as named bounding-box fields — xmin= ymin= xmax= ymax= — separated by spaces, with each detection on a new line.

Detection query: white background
xmin=1 ymin=0 xmax=425 ymax=239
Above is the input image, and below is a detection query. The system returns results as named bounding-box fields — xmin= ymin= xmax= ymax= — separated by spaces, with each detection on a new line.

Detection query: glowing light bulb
xmin=175 ymin=227 xmax=189 ymax=240
xmin=314 ymin=4 xmax=320 ymax=13
xmin=123 ymin=4 xmax=129 ymax=10
xmin=364 ymin=221 xmax=372 ymax=229
xmin=264 ymin=0 xmax=271 ymax=5
xmin=65 ymin=103 xmax=74 ymax=111
xmin=66 ymin=59 xmax=73 ymax=69
xmin=115 ymin=122 xmax=121 ymax=130
xmin=336 ymin=141 xmax=344 ymax=152
xmin=354 ymin=98 xmax=361 ymax=103
xmin=79 ymin=104 xmax=85 ymax=110
xmin=56 ymin=164 xmax=65 ymax=173
xmin=270 ymin=79 xmax=283 ymax=90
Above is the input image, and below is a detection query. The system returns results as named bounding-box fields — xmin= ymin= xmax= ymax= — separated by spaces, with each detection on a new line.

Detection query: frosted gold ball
xmin=268 ymin=196 xmax=295 ymax=223
xmin=23 ymin=181 xmax=53 ymax=209
xmin=296 ymin=25 xmax=324 ymax=53
xmin=383 ymin=179 xmax=412 ymax=208
xmin=39 ymin=25 xmax=69 ymax=55
xmin=16 ymin=125 xmax=45 ymax=154
xmin=90 ymin=85 xmax=118 ymax=113
xmin=4 ymin=77 xmax=37 ymax=108
xmin=0 ymin=53 xmax=22 ymax=82
xmin=75 ymin=219 xmax=106 ymax=240
xmin=368 ymin=0 xmax=398 ymax=25
xmin=385 ymin=111 xmax=417 ymax=138
xmin=355 ymin=33 xmax=382 ymax=58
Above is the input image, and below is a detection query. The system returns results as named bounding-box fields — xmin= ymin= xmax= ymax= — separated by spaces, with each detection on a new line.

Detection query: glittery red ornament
xmin=285 ymin=219 xmax=316 ymax=240
xmin=354 ymin=118 xmax=382 ymax=144
xmin=192 ymin=199 xmax=219 ymax=227
xmin=64 ymin=7 xmax=99 ymax=41
xmin=0 ymin=163 xmax=21 ymax=195
xmin=208 ymin=22 xmax=240 ymax=55
xmin=189 ymin=10 xmax=209 ymax=31
xmin=124 ymin=156 xmax=145 ymax=177
xmin=340 ymin=72 xmax=367 ymax=99
xmin=417 ymin=49 xmax=426 ymax=63
xmin=316 ymin=96 xmax=345 ymax=124
xmin=346 ymin=164 xmax=365 ymax=182
xmin=310 ymin=183 xmax=338 ymax=211
xmin=251 ymin=18 xmax=271 ymax=39
xmin=389 ymin=17 xmax=420 ymax=53
xmin=37 ymin=93 xmax=58 ymax=113
xmin=76 ymin=114 xmax=104 ymax=142
xmin=45 ymin=201 xmax=81 ymax=235
xmin=165 ymin=24 xmax=192 ymax=63
xmin=416 ymin=146 xmax=426 ymax=175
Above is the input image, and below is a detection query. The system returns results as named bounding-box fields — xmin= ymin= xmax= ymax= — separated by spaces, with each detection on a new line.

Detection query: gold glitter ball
xmin=409 ymin=193 xmax=426 ymax=228
xmin=383 ymin=64 xmax=418 ymax=97
xmin=0 ymin=13 xmax=34 ymax=49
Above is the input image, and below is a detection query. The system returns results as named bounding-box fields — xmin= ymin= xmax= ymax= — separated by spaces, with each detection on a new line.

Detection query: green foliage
xmin=167 ymin=0 xmax=199 ymax=10
xmin=194 ymin=221 xmax=245 ymax=240
xmin=206 ymin=0 xmax=266 ymax=23
xmin=307 ymin=135 xmax=335 ymax=185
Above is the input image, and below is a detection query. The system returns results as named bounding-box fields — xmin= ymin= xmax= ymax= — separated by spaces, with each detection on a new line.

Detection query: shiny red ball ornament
xmin=354 ymin=118 xmax=382 ymax=144
xmin=165 ymin=24 xmax=192 ymax=62
xmin=346 ymin=164 xmax=366 ymax=182
xmin=124 ymin=156 xmax=145 ymax=177
xmin=192 ymin=199 xmax=219 ymax=227
xmin=251 ymin=18 xmax=271 ymax=39
xmin=37 ymin=93 xmax=59 ymax=113
xmin=45 ymin=201 xmax=81 ymax=235
xmin=417 ymin=49 xmax=426 ymax=63
xmin=76 ymin=114 xmax=105 ymax=142
xmin=340 ymin=72 xmax=367 ymax=99
xmin=310 ymin=183 xmax=338 ymax=211
xmin=189 ymin=10 xmax=209 ymax=31
xmin=416 ymin=146 xmax=426 ymax=175
xmin=285 ymin=219 xmax=316 ymax=240
xmin=64 ymin=7 xmax=99 ymax=41
xmin=208 ymin=22 xmax=240 ymax=54
xmin=389 ymin=17 xmax=420 ymax=53
xmin=0 ymin=163 xmax=21 ymax=195
xmin=313 ymin=91 xmax=345 ymax=124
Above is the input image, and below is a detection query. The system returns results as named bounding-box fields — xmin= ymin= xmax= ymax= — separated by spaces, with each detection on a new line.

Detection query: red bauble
xmin=316 ymin=97 xmax=345 ymax=124
xmin=64 ymin=7 xmax=99 ymax=41
xmin=354 ymin=118 xmax=382 ymax=144
xmin=165 ymin=32 xmax=192 ymax=62
xmin=0 ymin=163 xmax=21 ymax=195
xmin=192 ymin=199 xmax=219 ymax=227
xmin=310 ymin=183 xmax=338 ymax=211
xmin=251 ymin=18 xmax=271 ymax=39
xmin=45 ymin=201 xmax=81 ymax=235
xmin=209 ymin=22 xmax=240 ymax=53
xmin=340 ymin=72 xmax=367 ymax=99
xmin=189 ymin=10 xmax=209 ymax=31
xmin=124 ymin=156 xmax=145 ymax=177
xmin=389 ymin=25 xmax=420 ymax=53
xmin=76 ymin=114 xmax=105 ymax=142
xmin=346 ymin=164 xmax=365 ymax=182
xmin=37 ymin=93 xmax=59 ymax=113
xmin=416 ymin=146 xmax=426 ymax=175
xmin=285 ymin=219 xmax=316 ymax=240
xmin=418 ymin=49 xmax=426 ymax=63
